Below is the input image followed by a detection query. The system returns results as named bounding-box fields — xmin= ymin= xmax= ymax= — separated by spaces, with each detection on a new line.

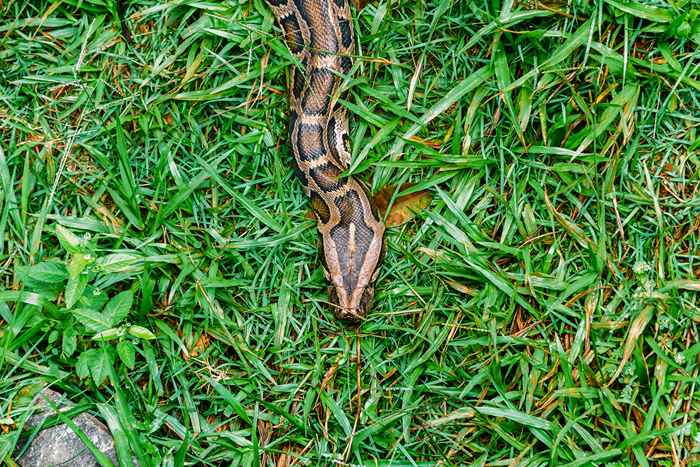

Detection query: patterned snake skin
xmin=267 ymin=0 xmax=385 ymax=321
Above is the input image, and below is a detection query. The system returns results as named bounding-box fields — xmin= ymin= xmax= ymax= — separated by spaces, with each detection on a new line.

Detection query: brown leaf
xmin=445 ymin=280 xmax=477 ymax=296
xmin=276 ymin=453 xmax=290 ymax=467
xmin=373 ymin=184 xmax=432 ymax=228
xmin=183 ymin=333 xmax=210 ymax=361
xmin=190 ymin=333 xmax=210 ymax=358
xmin=606 ymin=304 xmax=654 ymax=387
xmin=352 ymin=0 xmax=370 ymax=10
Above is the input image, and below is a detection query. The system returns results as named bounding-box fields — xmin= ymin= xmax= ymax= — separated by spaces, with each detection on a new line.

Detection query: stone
xmin=16 ymin=388 xmax=118 ymax=467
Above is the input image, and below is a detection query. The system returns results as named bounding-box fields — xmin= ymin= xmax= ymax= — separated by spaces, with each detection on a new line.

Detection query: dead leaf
xmin=373 ymin=184 xmax=432 ymax=228
xmin=606 ymin=304 xmax=654 ymax=387
xmin=276 ymin=453 xmax=290 ymax=467
xmin=416 ymin=247 xmax=445 ymax=260
xmin=407 ymin=135 xmax=442 ymax=149
xmin=190 ymin=333 xmax=210 ymax=358
xmin=446 ymin=280 xmax=477 ymax=296
xmin=183 ymin=333 xmax=210 ymax=361
xmin=352 ymin=0 xmax=370 ymax=10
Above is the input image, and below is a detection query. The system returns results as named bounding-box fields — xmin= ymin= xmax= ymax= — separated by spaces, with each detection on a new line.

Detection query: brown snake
xmin=267 ymin=0 xmax=385 ymax=321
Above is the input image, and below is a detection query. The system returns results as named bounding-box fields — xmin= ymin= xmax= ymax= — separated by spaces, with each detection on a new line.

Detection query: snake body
xmin=267 ymin=0 xmax=385 ymax=320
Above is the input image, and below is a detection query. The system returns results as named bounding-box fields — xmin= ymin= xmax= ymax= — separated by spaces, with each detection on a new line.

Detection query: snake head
xmin=318 ymin=189 xmax=385 ymax=322
xmin=323 ymin=234 xmax=383 ymax=321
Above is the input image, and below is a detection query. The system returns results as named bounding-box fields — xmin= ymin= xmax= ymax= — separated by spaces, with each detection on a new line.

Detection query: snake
xmin=267 ymin=0 xmax=385 ymax=321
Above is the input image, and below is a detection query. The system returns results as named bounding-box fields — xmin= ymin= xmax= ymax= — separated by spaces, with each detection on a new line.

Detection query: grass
xmin=1 ymin=0 xmax=699 ymax=465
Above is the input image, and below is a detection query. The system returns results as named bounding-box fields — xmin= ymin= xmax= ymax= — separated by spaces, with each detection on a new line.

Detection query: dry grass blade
xmin=606 ymin=305 xmax=655 ymax=387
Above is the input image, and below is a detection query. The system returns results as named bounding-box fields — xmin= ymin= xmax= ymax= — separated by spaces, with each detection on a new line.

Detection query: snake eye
xmin=358 ymin=287 xmax=374 ymax=315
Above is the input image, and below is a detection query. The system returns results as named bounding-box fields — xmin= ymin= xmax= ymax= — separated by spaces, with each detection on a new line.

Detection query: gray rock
xmin=16 ymin=388 xmax=118 ymax=467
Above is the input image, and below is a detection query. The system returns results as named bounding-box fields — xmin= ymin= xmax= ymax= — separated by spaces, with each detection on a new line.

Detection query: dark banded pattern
xmin=267 ymin=0 xmax=385 ymax=321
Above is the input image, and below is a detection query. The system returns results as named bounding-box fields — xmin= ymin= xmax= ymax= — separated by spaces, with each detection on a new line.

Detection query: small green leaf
xmin=64 ymin=252 xmax=94 ymax=309
xmin=90 ymin=347 xmax=113 ymax=386
xmin=76 ymin=349 xmax=97 ymax=380
xmin=104 ymin=290 xmax=133 ymax=326
xmin=66 ymin=253 xmax=92 ymax=279
xmin=48 ymin=330 xmax=59 ymax=344
xmin=72 ymin=308 xmax=112 ymax=333
xmin=17 ymin=261 xmax=68 ymax=284
xmin=62 ymin=325 xmax=77 ymax=357
xmin=96 ymin=253 xmax=143 ymax=274
xmin=65 ymin=274 xmax=89 ymax=310
xmin=55 ymin=225 xmax=84 ymax=253
xmin=117 ymin=340 xmax=136 ymax=369
xmin=128 ymin=325 xmax=156 ymax=340
xmin=92 ymin=327 xmax=124 ymax=341
xmin=76 ymin=286 xmax=109 ymax=310
xmin=77 ymin=347 xmax=114 ymax=386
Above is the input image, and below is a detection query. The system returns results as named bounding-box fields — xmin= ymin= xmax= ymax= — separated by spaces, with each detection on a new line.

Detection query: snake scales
xmin=267 ymin=0 xmax=385 ymax=321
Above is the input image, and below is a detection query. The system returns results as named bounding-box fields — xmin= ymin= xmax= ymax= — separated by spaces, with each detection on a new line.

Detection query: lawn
xmin=1 ymin=0 xmax=700 ymax=465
